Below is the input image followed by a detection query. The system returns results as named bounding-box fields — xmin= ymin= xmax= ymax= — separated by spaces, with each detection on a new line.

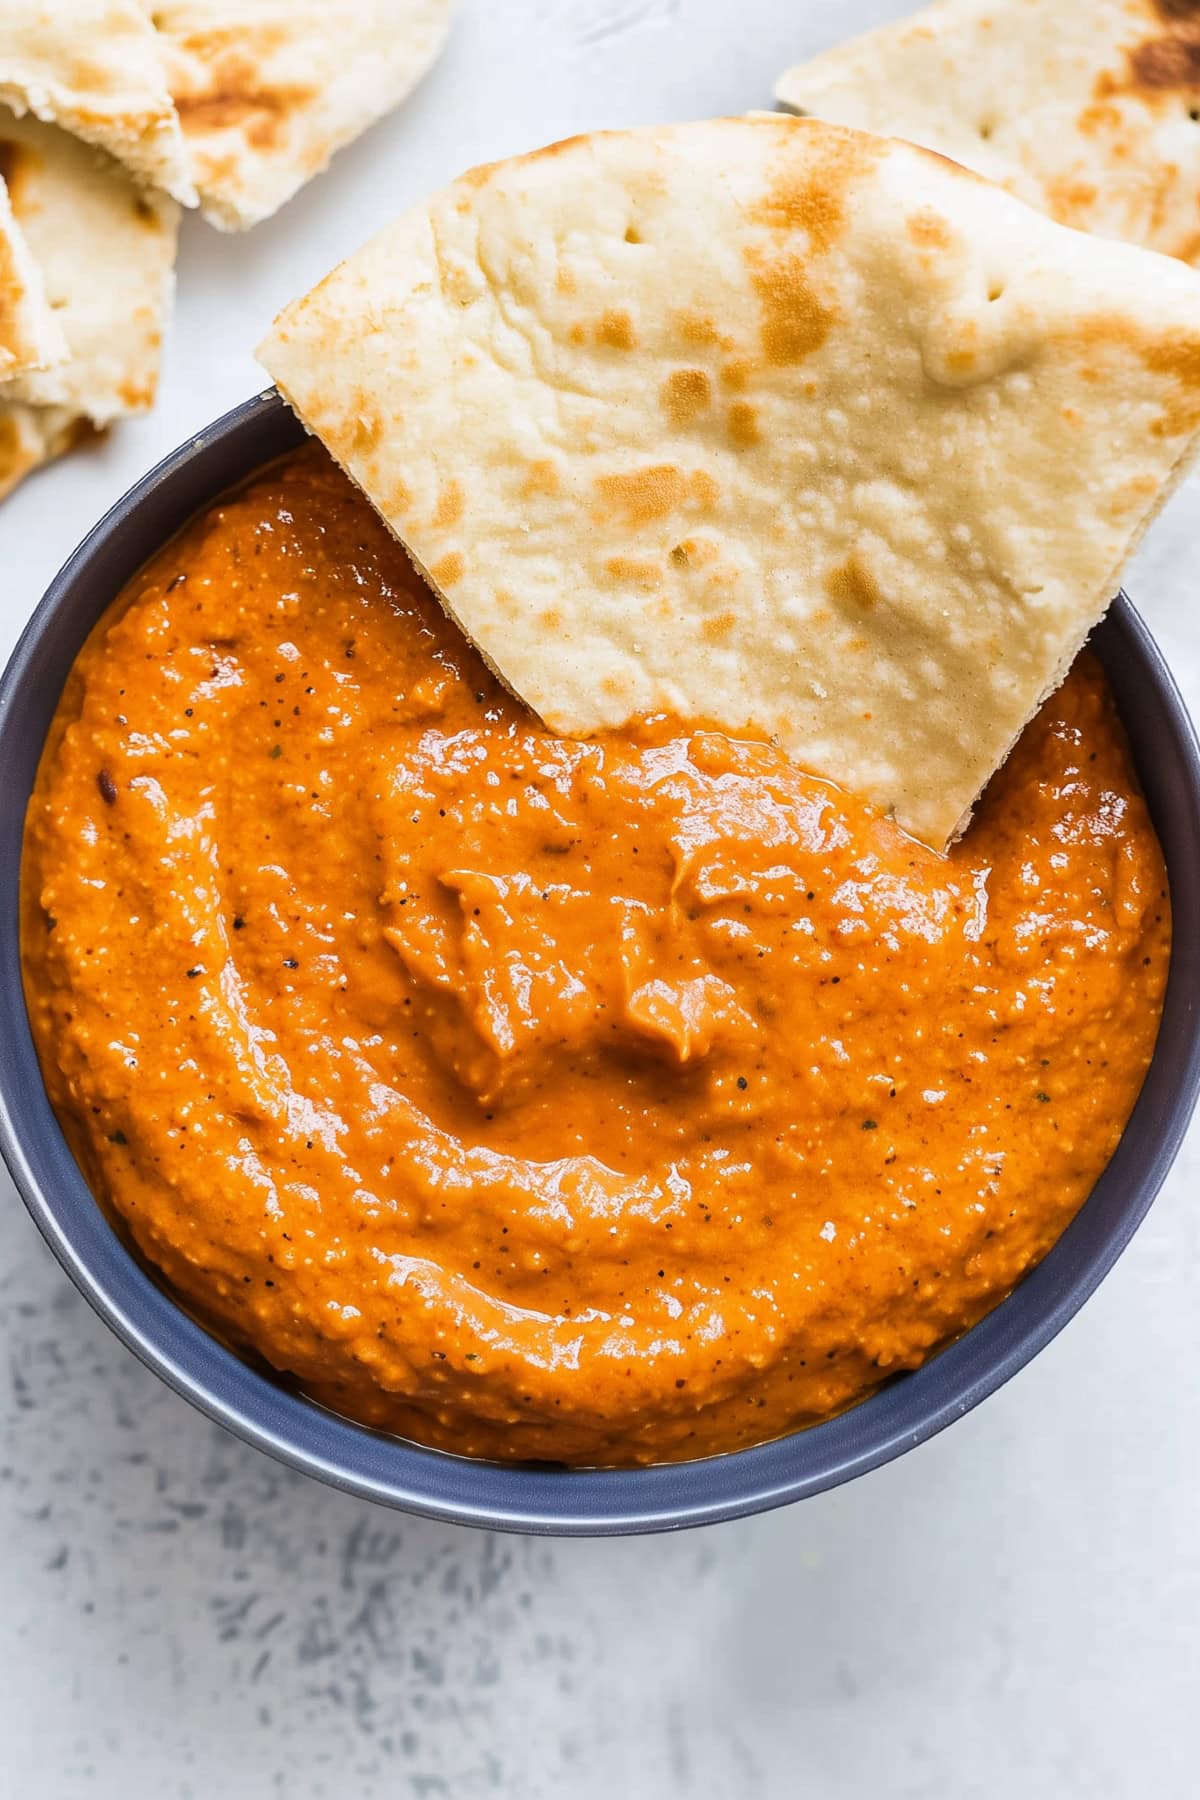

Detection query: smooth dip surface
xmin=22 ymin=447 xmax=1170 ymax=1466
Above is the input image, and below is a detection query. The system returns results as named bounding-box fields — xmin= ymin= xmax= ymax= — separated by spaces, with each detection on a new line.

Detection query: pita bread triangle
xmin=0 ymin=109 xmax=178 ymax=497
xmin=259 ymin=115 xmax=1200 ymax=848
xmin=152 ymin=0 xmax=457 ymax=230
xmin=776 ymin=0 xmax=1200 ymax=264
xmin=0 ymin=0 xmax=195 ymax=205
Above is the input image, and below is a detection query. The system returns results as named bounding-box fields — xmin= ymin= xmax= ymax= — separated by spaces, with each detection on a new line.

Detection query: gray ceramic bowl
xmin=1 ymin=390 xmax=1198 ymax=1536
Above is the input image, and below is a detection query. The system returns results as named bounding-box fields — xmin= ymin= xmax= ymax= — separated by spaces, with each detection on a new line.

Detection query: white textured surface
xmin=2 ymin=4 xmax=1198 ymax=1795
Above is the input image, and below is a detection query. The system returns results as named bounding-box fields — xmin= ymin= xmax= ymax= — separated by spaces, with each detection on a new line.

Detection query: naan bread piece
xmin=0 ymin=401 xmax=95 ymax=501
xmin=776 ymin=0 xmax=1200 ymax=264
xmin=0 ymin=0 xmax=195 ymax=205
xmin=152 ymin=0 xmax=456 ymax=230
xmin=259 ymin=117 xmax=1200 ymax=848
xmin=0 ymin=110 xmax=178 ymax=426
xmin=0 ymin=169 xmax=64 ymax=380
xmin=0 ymin=110 xmax=177 ymax=498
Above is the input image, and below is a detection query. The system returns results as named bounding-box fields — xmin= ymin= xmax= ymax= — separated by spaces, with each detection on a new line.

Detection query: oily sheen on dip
xmin=22 ymin=450 xmax=1169 ymax=1467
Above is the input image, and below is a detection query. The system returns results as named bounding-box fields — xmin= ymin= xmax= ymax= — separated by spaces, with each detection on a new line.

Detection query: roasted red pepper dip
xmin=21 ymin=448 xmax=1170 ymax=1465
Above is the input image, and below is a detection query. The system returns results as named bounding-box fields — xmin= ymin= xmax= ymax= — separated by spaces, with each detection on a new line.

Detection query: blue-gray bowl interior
xmin=1 ymin=390 xmax=1198 ymax=1537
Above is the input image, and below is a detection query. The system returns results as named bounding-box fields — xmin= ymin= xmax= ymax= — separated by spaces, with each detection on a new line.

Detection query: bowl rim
xmin=2 ymin=389 xmax=1198 ymax=1537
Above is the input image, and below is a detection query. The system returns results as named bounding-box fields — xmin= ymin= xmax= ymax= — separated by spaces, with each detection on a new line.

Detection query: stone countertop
xmin=3 ymin=4 xmax=1198 ymax=1795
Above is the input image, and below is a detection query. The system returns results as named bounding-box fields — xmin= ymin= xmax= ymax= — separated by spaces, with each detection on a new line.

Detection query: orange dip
xmin=21 ymin=447 xmax=1170 ymax=1465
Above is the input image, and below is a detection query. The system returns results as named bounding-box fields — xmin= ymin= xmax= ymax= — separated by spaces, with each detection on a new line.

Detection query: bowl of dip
xmin=2 ymin=389 xmax=1198 ymax=1534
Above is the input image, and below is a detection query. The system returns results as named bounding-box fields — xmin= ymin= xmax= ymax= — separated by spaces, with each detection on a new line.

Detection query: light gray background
xmin=3 ymin=3 xmax=1197 ymax=1795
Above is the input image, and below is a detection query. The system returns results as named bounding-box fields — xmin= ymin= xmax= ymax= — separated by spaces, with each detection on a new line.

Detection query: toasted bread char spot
xmin=906 ymin=208 xmax=951 ymax=249
xmin=1110 ymin=473 xmax=1162 ymax=517
xmin=519 ymin=132 xmax=593 ymax=167
xmin=248 ymin=113 xmax=288 ymax=152
xmin=748 ymin=252 xmax=835 ymax=364
xmin=540 ymin=606 xmax=562 ymax=629
xmin=675 ymin=311 xmax=730 ymax=350
xmin=1072 ymin=313 xmax=1138 ymax=353
xmin=751 ymin=125 xmax=880 ymax=252
xmin=1076 ymin=99 xmax=1123 ymax=134
xmin=1129 ymin=35 xmax=1200 ymax=88
xmin=689 ymin=469 xmax=720 ymax=509
xmin=555 ymin=265 xmax=576 ymax=295
xmin=433 ymin=480 xmax=464 ymax=530
xmin=593 ymin=463 xmax=720 ymax=524
xmin=670 ymin=536 xmax=719 ymax=569
xmin=460 ymin=157 xmax=502 ymax=189
xmin=824 ymin=554 xmax=882 ymax=612
xmin=350 ymin=406 xmax=384 ymax=456
xmin=68 ymin=56 xmax=117 ymax=96
xmin=188 ymin=142 xmax=241 ymax=186
xmin=605 ymin=556 xmax=662 ymax=587
xmin=1144 ymin=331 xmax=1200 ymax=434
xmin=1044 ymin=177 xmax=1100 ymax=219
xmin=595 ymin=464 xmax=686 ymax=523
xmin=701 ymin=609 xmax=737 ymax=641
xmin=721 ymin=358 xmax=754 ymax=391
xmin=174 ymin=49 xmax=315 ymax=148
xmin=595 ymin=309 xmax=637 ymax=350
xmin=388 ymin=477 xmax=413 ymax=516
xmin=727 ymin=401 xmax=760 ymax=448
xmin=568 ymin=323 xmax=586 ymax=347
xmin=430 ymin=551 xmax=465 ymax=587
xmin=520 ymin=459 xmax=561 ymax=498
xmin=117 ymin=371 xmax=156 ymax=409
xmin=175 ymin=22 xmax=289 ymax=57
xmin=752 ymin=171 xmax=843 ymax=251
xmin=660 ymin=367 xmax=712 ymax=426
xmin=1156 ymin=0 xmax=1200 ymax=17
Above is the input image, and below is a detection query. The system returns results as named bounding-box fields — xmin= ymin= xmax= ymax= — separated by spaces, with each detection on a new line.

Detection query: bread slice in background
xmin=153 ymin=0 xmax=456 ymax=229
xmin=0 ymin=0 xmax=195 ymax=205
xmin=776 ymin=0 xmax=1200 ymax=263
xmin=0 ymin=110 xmax=178 ymax=496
